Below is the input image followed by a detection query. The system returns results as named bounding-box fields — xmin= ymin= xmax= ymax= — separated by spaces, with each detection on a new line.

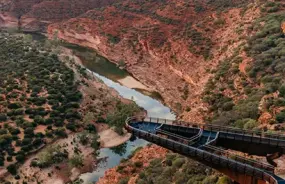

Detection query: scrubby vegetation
xmin=30 ymin=145 xmax=68 ymax=168
xmin=0 ymin=31 xmax=83 ymax=174
xmin=136 ymin=153 xmax=232 ymax=184
xmin=0 ymin=29 xmax=143 ymax=179
xmin=206 ymin=0 xmax=253 ymax=11
xmin=203 ymin=1 xmax=285 ymax=130
xmin=106 ymin=102 xmax=141 ymax=134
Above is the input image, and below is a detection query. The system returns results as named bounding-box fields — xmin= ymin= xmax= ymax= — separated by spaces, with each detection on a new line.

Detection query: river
xmin=64 ymin=43 xmax=176 ymax=184
xmin=26 ymin=32 xmax=176 ymax=183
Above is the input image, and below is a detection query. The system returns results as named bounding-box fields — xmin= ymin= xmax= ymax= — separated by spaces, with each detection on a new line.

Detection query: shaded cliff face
xmin=0 ymin=0 xmax=121 ymax=31
xmin=47 ymin=0 xmax=258 ymax=122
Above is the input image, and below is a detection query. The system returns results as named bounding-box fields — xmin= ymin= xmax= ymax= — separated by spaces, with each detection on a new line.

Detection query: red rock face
xmin=1 ymin=0 xmax=258 ymax=122
xmin=0 ymin=0 xmax=121 ymax=31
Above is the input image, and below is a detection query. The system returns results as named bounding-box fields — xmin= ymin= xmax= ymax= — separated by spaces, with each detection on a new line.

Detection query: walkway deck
xmin=125 ymin=117 xmax=285 ymax=184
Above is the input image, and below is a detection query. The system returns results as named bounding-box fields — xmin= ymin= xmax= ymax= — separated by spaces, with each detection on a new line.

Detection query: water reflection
xmin=62 ymin=40 xmax=176 ymax=119
xmin=62 ymin=43 xmax=129 ymax=81
xmin=109 ymin=142 xmax=127 ymax=156
xmin=79 ymin=138 xmax=148 ymax=183
xmin=62 ymin=42 xmax=168 ymax=104
xmin=91 ymin=71 xmax=175 ymax=119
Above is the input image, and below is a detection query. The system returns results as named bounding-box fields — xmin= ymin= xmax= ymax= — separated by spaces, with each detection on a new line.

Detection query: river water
xmin=26 ymin=32 xmax=176 ymax=183
xmin=65 ymin=43 xmax=176 ymax=183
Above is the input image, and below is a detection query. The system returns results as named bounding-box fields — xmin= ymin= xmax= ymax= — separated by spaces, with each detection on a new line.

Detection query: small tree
xmin=7 ymin=164 xmax=17 ymax=175
xmin=78 ymin=132 xmax=89 ymax=145
xmin=0 ymin=114 xmax=7 ymax=122
xmin=276 ymin=112 xmax=285 ymax=123
xmin=90 ymin=134 xmax=100 ymax=150
xmin=16 ymin=154 xmax=25 ymax=162
xmin=279 ymin=85 xmax=285 ymax=97
xmin=69 ymin=154 xmax=83 ymax=168
xmin=243 ymin=119 xmax=258 ymax=130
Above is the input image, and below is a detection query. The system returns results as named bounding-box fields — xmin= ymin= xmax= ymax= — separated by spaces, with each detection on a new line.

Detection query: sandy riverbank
xmin=96 ymin=123 xmax=132 ymax=148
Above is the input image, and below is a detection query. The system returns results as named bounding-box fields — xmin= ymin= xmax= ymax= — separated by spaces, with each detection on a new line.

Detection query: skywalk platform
xmin=125 ymin=117 xmax=285 ymax=184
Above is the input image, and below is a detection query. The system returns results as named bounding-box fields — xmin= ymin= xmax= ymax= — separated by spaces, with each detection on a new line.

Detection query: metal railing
xmin=205 ymin=132 xmax=219 ymax=146
xmin=188 ymin=129 xmax=203 ymax=146
xmin=156 ymin=129 xmax=192 ymax=144
xmin=143 ymin=117 xmax=174 ymax=125
xmin=125 ymin=121 xmax=280 ymax=184
xmin=203 ymin=144 xmax=275 ymax=173
xmin=204 ymin=124 xmax=285 ymax=141
xmin=156 ymin=128 xmax=202 ymax=146
xmin=141 ymin=117 xmax=285 ymax=143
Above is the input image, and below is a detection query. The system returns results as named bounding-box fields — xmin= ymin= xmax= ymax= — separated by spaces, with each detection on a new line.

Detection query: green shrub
xmin=276 ymin=112 xmax=285 ymax=123
xmin=139 ymin=172 xmax=146 ymax=179
xmin=279 ymin=85 xmax=285 ymax=97
xmin=202 ymin=175 xmax=218 ymax=184
xmin=222 ymin=102 xmax=234 ymax=111
xmin=116 ymin=165 xmax=126 ymax=173
xmin=173 ymin=158 xmax=185 ymax=168
xmin=134 ymin=161 xmax=143 ymax=168
xmin=0 ymin=114 xmax=7 ymax=121
xmin=69 ymin=154 xmax=83 ymax=168
xmin=107 ymin=34 xmax=121 ymax=44
xmin=15 ymin=154 xmax=25 ymax=162
xmin=7 ymin=164 xmax=17 ymax=175
xmin=106 ymin=102 xmax=140 ymax=135
xmin=243 ymin=119 xmax=258 ymax=130
xmin=216 ymin=176 xmax=232 ymax=184
xmin=118 ymin=177 xmax=129 ymax=184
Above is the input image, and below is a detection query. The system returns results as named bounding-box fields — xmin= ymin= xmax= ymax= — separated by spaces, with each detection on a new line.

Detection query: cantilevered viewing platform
xmin=125 ymin=117 xmax=285 ymax=184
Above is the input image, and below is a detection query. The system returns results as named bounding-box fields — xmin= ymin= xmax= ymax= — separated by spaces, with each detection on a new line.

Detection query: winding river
xmin=27 ymin=32 xmax=176 ymax=183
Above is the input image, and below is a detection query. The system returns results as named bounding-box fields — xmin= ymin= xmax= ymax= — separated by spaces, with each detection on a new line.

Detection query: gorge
xmin=1 ymin=0 xmax=285 ymax=183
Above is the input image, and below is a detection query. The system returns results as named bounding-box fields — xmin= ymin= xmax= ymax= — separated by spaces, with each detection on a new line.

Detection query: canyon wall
xmin=47 ymin=0 xmax=259 ymax=123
